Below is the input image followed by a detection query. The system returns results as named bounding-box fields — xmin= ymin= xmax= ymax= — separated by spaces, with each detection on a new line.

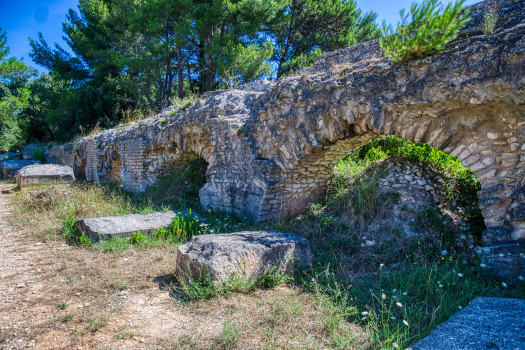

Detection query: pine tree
xmin=266 ymin=0 xmax=381 ymax=78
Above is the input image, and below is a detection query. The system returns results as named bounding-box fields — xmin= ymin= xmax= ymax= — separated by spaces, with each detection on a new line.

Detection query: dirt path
xmin=0 ymin=183 xmax=224 ymax=350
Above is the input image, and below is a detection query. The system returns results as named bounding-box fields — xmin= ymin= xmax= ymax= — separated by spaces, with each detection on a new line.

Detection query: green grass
xmin=56 ymin=301 xmax=69 ymax=310
xmin=175 ymin=266 xmax=291 ymax=302
xmin=89 ymin=315 xmax=108 ymax=332
xmin=218 ymin=320 xmax=241 ymax=350
xmin=61 ymin=313 xmax=74 ymax=322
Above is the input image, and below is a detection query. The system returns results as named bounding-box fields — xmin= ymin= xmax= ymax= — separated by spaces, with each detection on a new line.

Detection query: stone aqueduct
xmin=47 ymin=0 xmax=525 ymax=275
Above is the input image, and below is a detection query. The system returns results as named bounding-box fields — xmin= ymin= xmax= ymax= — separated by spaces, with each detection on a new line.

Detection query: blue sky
xmin=1 ymin=0 xmax=480 ymax=73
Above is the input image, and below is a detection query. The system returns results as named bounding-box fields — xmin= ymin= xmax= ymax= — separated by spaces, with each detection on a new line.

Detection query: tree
xmin=0 ymin=28 xmax=37 ymax=149
xmin=380 ymin=0 xmax=470 ymax=62
xmin=188 ymin=0 xmax=282 ymax=92
xmin=28 ymin=0 xmax=142 ymax=138
xmin=266 ymin=0 xmax=381 ymax=78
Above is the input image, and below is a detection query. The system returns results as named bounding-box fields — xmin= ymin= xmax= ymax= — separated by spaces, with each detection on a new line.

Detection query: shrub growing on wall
xmin=379 ymin=0 xmax=470 ymax=62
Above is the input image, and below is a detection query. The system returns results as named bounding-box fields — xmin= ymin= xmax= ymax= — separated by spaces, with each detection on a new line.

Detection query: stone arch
xmin=253 ymin=97 xmax=525 ymax=239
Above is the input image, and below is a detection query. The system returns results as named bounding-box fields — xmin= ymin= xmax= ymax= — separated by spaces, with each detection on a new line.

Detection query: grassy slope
xmin=10 ymin=137 xmax=525 ymax=349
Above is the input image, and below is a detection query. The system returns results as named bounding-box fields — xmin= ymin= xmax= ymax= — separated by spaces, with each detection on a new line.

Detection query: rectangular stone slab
xmin=77 ymin=210 xmax=200 ymax=241
xmin=408 ymin=297 xmax=525 ymax=350
xmin=17 ymin=164 xmax=75 ymax=188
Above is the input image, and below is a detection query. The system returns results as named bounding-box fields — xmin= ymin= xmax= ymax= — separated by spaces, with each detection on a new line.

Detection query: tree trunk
xmin=177 ymin=46 xmax=184 ymax=98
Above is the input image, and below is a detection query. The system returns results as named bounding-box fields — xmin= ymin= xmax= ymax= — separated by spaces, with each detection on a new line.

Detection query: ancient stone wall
xmin=46 ymin=0 xmax=525 ymax=277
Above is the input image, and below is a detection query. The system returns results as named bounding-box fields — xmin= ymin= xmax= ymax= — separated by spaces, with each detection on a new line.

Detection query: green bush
xmin=169 ymin=94 xmax=197 ymax=112
xmin=129 ymin=230 xmax=144 ymax=244
xmin=32 ymin=148 xmax=45 ymax=163
xmin=380 ymin=0 xmax=470 ymax=62
xmin=153 ymin=210 xmax=202 ymax=243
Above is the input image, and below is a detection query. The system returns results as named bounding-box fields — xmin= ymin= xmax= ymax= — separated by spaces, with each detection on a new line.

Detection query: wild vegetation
xmin=379 ymin=0 xmax=470 ymax=62
xmin=10 ymin=136 xmax=525 ymax=349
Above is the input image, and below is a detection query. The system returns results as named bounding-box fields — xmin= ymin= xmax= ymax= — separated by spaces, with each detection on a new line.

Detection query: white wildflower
xmin=480 ymin=263 xmax=486 ymax=268
xmin=390 ymin=316 xmax=396 ymax=320
xmin=502 ymin=282 xmax=507 ymax=288
xmin=393 ymin=289 xmax=397 ymax=292
xmin=457 ymin=273 xmax=463 ymax=278
xmin=403 ymin=320 xmax=409 ymax=326
xmin=361 ymin=311 xmax=369 ymax=316
xmin=396 ymin=302 xmax=402 ymax=307
xmin=439 ymin=284 xmax=443 ymax=288
xmin=458 ymin=306 xmax=462 ymax=309
xmin=441 ymin=250 xmax=448 ymax=256
xmin=519 ymin=276 xmax=524 ymax=281
xmin=380 ymin=264 xmax=384 ymax=267
xmin=393 ymin=343 xmax=399 ymax=348
xmin=402 ymin=292 xmax=407 ymax=296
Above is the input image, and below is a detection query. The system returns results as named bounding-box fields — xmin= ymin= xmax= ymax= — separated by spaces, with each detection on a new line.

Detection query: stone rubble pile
xmin=380 ymin=160 xmax=444 ymax=198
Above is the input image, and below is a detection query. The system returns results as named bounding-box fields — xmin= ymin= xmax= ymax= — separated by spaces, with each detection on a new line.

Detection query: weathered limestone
xmin=46 ymin=0 xmax=525 ymax=277
xmin=408 ymin=297 xmax=525 ymax=350
xmin=176 ymin=230 xmax=314 ymax=283
xmin=1 ymin=160 xmax=40 ymax=179
xmin=77 ymin=210 xmax=200 ymax=242
xmin=16 ymin=164 xmax=75 ymax=188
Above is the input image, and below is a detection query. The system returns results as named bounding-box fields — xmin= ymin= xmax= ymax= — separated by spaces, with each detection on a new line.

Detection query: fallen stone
xmin=176 ymin=230 xmax=314 ymax=283
xmin=17 ymin=164 xmax=75 ymax=188
xmin=77 ymin=210 xmax=200 ymax=242
xmin=407 ymin=297 xmax=525 ymax=350
xmin=1 ymin=160 xmax=40 ymax=178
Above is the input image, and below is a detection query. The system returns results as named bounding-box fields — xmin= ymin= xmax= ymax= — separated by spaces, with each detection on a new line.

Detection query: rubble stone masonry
xmin=45 ymin=0 xmax=525 ymax=278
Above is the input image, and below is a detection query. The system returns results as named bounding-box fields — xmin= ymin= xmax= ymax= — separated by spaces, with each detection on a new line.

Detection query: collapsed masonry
xmin=46 ymin=0 xmax=525 ymax=277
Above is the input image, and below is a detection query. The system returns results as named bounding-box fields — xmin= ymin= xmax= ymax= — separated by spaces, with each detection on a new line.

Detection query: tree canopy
xmin=6 ymin=0 xmax=381 ymax=145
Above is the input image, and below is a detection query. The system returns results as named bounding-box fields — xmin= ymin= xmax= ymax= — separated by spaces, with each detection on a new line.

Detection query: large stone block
xmin=17 ymin=164 xmax=75 ymax=188
xmin=77 ymin=210 xmax=200 ymax=242
xmin=408 ymin=297 xmax=525 ymax=350
xmin=176 ymin=230 xmax=314 ymax=283
xmin=2 ymin=160 xmax=40 ymax=179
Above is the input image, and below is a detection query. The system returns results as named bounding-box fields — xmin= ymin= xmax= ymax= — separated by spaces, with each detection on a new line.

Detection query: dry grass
xmin=5 ymin=181 xmax=367 ymax=349
xmin=10 ymin=182 xmax=137 ymax=240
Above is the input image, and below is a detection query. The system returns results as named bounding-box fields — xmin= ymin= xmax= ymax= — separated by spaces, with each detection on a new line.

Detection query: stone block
xmin=176 ymin=230 xmax=313 ymax=283
xmin=17 ymin=164 xmax=75 ymax=188
xmin=77 ymin=210 xmax=201 ymax=242
xmin=408 ymin=297 xmax=525 ymax=350
xmin=2 ymin=160 xmax=40 ymax=179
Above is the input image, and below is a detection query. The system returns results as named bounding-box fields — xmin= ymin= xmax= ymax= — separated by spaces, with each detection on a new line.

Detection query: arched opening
xmin=267 ymin=135 xmax=490 ymax=280
xmin=74 ymin=156 xmax=87 ymax=180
